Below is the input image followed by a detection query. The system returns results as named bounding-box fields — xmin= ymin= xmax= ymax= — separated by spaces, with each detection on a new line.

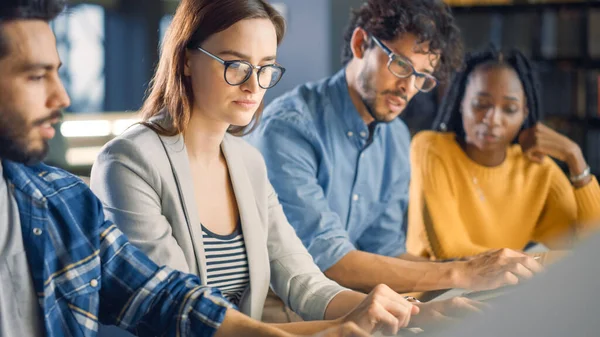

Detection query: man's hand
xmin=341 ymin=284 xmax=419 ymax=335
xmin=311 ymin=322 xmax=370 ymax=337
xmin=458 ymin=248 xmax=543 ymax=291
xmin=409 ymin=297 xmax=487 ymax=331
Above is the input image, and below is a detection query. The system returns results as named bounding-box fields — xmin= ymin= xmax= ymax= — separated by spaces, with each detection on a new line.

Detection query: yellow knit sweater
xmin=407 ymin=131 xmax=600 ymax=260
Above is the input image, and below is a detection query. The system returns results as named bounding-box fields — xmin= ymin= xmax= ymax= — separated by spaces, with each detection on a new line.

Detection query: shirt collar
xmin=2 ymin=160 xmax=46 ymax=201
xmin=330 ymin=68 xmax=381 ymax=142
xmin=331 ymin=69 xmax=370 ymax=136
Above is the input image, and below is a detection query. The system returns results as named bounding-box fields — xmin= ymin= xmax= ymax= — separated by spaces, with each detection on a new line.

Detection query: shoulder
xmin=94 ymin=123 xmax=170 ymax=173
xmin=411 ymin=131 xmax=455 ymax=155
xmin=507 ymin=144 xmax=564 ymax=180
xmin=260 ymin=77 xmax=334 ymax=132
xmin=17 ymin=162 xmax=86 ymax=193
xmin=91 ymin=123 xmax=168 ymax=189
xmin=3 ymin=161 xmax=100 ymax=214
xmin=99 ymin=123 xmax=162 ymax=157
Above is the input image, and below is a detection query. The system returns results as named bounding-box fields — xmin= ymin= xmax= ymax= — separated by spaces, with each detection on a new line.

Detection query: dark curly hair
xmin=0 ymin=0 xmax=66 ymax=58
xmin=433 ymin=46 xmax=541 ymax=141
xmin=341 ymin=0 xmax=463 ymax=82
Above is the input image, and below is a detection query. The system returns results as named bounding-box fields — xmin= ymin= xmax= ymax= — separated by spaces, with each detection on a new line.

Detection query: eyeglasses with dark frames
xmin=370 ymin=35 xmax=438 ymax=93
xmin=196 ymin=46 xmax=286 ymax=89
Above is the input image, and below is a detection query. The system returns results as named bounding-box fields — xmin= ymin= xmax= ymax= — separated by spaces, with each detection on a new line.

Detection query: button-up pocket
xmin=50 ymin=254 xmax=102 ymax=336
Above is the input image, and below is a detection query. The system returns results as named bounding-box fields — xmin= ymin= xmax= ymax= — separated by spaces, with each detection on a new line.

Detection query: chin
xmin=229 ymin=116 xmax=254 ymax=128
xmin=374 ymin=111 xmax=401 ymax=123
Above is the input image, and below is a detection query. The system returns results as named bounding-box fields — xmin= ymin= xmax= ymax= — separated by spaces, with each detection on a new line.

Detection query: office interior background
xmin=47 ymin=0 xmax=600 ymax=178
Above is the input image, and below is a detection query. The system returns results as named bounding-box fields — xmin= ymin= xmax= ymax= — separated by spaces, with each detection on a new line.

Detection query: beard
xmin=358 ymin=66 xmax=408 ymax=123
xmin=0 ymin=109 xmax=62 ymax=165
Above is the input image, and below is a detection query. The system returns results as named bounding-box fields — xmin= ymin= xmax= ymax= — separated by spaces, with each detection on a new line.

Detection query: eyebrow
xmin=476 ymin=92 xmax=520 ymax=101
xmin=218 ymin=50 xmax=276 ymax=62
xmin=19 ymin=62 xmax=62 ymax=72
xmin=395 ymin=50 xmax=435 ymax=74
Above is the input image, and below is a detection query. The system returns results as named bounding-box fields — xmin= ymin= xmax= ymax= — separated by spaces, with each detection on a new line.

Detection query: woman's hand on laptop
xmin=340 ymin=284 xmax=419 ymax=335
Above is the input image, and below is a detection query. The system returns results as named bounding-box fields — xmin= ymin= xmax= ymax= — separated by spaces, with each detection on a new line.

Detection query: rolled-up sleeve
xmin=249 ymin=116 xmax=356 ymax=272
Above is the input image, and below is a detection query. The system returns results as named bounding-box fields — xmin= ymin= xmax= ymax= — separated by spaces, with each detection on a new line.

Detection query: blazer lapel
xmin=221 ymin=134 xmax=269 ymax=319
xmin=155 ymin=130 xmax=208 ymax=284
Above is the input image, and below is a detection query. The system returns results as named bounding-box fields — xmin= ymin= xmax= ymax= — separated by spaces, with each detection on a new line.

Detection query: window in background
xmin=53 ymin=4 xmax=105 ymax=113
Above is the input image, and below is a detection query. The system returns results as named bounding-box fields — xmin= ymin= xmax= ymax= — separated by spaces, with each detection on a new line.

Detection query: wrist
xmin=440 ymin=261 xmax=468 ymax=289
xmin=566 ymin=145 xmax=587 ymax=176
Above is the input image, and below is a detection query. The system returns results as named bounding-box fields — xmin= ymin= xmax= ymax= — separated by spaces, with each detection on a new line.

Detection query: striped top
xmin=202 ymin=224 xmax=250 ymax=306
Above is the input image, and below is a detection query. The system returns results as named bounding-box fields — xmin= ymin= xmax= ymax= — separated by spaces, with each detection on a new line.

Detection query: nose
xmin=47 ymin=74 xmax=70 ymax=110
xmin=396 ymin=75 xmax=418 ymax=98
xmin=483 ymin=106 xmax=502 ymax=126
xmin=240 ymin=68 xmax=261 ymax=94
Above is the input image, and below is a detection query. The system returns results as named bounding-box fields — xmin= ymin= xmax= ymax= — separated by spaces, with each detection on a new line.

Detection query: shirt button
xmin=360 ymin=153 xmax=365 ymax=159
xmin=347 ymin=131 xmax=354 ymax=137
xmin=360 ymin=131 xmax=367 ymax=138
xmin=90 ymin=279 xmax=98 ymax=288
xmin=352 ymin=194 xmax=359 ymax=201
xmin=33 ymin=228 xmax=43 ymax=236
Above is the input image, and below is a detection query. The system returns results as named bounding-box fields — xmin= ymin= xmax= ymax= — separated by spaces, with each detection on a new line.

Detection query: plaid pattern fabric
xmin=2 ymin=159 xmax=234 ymax=337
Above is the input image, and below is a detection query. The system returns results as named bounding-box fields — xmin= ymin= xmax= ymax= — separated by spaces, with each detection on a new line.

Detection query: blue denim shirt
xmin=246 ymin=69 xmax=411 ymax=272
xmin=1 ymin=159 xmax=233 ymax=337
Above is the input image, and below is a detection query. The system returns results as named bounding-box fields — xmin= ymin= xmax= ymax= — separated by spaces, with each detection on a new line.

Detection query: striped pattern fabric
xmin=202 ymin=224 xmax=250 ymax=305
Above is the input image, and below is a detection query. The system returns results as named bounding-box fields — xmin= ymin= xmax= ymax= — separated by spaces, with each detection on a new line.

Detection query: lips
xmin=232 ymin=99 xmax=258 ymax=110
xmin=387 ymin=95 xmax=406 ymax=106
xmin=233 ymin=99 xmax=257 ymax=104
xmin=386 ymin=96 xmax=406 ymax=113
xmin=38 ymin=121 xmax=56 ymax=139
xmin=479 ymin=131 xmax=500 ymax=142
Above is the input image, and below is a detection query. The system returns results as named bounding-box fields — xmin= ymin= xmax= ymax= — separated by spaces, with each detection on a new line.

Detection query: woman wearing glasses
xmin=407 ymin=47 xmax=600 ymax=261
xmin=88 ymin=0 xmax=443 ymax=335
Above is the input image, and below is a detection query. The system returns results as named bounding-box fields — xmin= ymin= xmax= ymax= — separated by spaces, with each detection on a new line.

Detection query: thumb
xmin=411 ymin=304 xmax=420 ymax=315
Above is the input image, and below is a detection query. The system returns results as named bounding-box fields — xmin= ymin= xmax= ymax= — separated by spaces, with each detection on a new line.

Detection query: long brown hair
xmin=140 ymin=0 xmax=285 ymax=136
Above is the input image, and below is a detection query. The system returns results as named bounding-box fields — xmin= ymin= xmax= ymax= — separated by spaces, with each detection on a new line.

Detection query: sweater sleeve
xmin=534 ymin=164 xmax=600 ymax=248
xmin=407 ymin=134 xmax=489 ymax=260
xmin=573 ymin=176 xmax=600 ymax=226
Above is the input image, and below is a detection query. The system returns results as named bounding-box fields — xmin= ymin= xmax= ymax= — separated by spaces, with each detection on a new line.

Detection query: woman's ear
xmin=184 ymin=49 xmax=192 ymax=77
xmin=350 ymin=27 xmax=370 ymax=60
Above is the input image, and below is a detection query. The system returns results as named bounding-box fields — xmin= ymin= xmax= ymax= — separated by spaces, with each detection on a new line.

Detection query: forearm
xmin=397 ymin=253 xmax=430 ymax=261
xmin=323 ymin=290 xmax=367 ymax=320
xmin=216 ymin=309 xmax=293 ymax=337
xmin=324 ymin=250 xmax=462 ymax=293
xmin=271 ymin=320 xmax=340 ymax=335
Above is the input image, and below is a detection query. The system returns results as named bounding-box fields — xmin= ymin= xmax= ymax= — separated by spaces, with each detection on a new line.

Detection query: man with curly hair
xmin=247 ymin=0 xmax=542 ymax=300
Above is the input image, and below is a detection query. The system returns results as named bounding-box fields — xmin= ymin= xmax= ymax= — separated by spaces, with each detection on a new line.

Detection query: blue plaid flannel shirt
xmin=2 ymin=159 xmax=234 ymax=337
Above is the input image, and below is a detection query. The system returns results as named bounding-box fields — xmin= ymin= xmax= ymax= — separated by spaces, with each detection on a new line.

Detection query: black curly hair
xmin=341 ymin=0 xmax=463 ymax=82
xmin=433 ymin=46 xmax=541 ymax=141
xmin=0 ymin=0 xmax=66 ymax=58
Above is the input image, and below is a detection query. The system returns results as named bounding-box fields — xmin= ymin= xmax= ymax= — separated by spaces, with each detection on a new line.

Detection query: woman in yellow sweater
xmin=407 ymin=48 xmax=600 ymax=260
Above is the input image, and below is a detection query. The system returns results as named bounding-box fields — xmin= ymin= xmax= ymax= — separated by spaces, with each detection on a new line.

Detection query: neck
xmin=183 ymin=108 xmax=230 ymax=168
xmin=461 ymin=138 xmax=507 ymax=167
xmin=345 ymin=62 xmax=375 ymax=125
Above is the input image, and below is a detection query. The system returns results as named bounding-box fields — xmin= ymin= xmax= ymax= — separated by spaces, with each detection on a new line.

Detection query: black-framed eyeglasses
xmin=196 ymin=46 xmax=286 ymax=89
xmin=370 ymin=35 xmax=438 ymax=93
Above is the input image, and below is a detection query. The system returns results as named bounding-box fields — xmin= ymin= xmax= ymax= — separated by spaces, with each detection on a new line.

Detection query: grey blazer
xmin=89 ymin=120 xmax=346 ymax=320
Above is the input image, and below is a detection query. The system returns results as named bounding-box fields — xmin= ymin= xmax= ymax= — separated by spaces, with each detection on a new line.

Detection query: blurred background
xmin=48 ymin=0 xmax=600 ymax=178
